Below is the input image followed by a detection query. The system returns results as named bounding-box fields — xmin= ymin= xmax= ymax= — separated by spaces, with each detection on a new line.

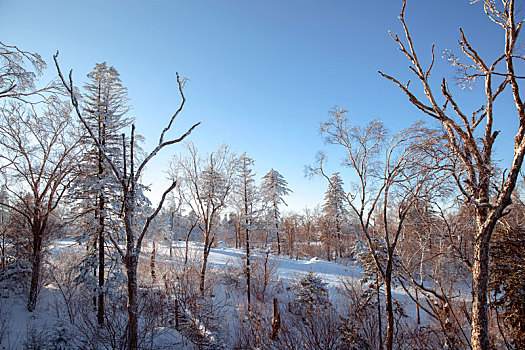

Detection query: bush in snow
xmin=293 ymin=271 xmax=330 ymax=317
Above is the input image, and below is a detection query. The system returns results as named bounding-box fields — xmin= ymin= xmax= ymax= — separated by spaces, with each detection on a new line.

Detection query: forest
xmin=0 ymin=0 xmax=524 ymax=349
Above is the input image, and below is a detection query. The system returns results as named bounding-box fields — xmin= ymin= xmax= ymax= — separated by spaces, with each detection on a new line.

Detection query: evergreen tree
xmin=260 ymin=169 xmax=291 ymax=255
xmin=69 ymin=62 xmax=131 ymax=324
xmin=294 ymin=271 xmax=330 ymax=321
xmin=322 ymin=172 xmax=347 ymax=260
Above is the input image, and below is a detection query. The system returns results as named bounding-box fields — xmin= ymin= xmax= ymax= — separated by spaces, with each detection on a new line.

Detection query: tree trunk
xmin=184 ymin=230 xmax=190 ymax=268
xmin=376 ymin=271 xmax=383 ymax=350
xmin=245 ymin=218 xmax=251 ymax=310
xmin=28 ymin=209 xmax=44 ymax=312
xmin=1 ymin=216 xmax=6 ymax=271
xmin=274 ymin=206 xmax=280 ymax=255
xmin=336 ymin=219 xmax=342 ymax=259
xmin=270 ymin=297 xmax=281 ymax=340
xmin=126 ymin=254 xmax=139 ymax=350
xmin=199 ymin=232 xmax=210 ymax=296
xmin=97 ymin=192 xmax=105 ymax=325
xmin=384 ymin=268 xmax=394 ymax=350
xmin=151 ymin=241 xmax=157 ymax=284
xmin=27 ymin=226 xmax=42 ymax=312
xmin=96 ymin=101 xmax=107 ymax=324
xmin=470 ymin=225 xmax=492 ymax=350
xmin=169 ymin=211 xmax=174 ymax=259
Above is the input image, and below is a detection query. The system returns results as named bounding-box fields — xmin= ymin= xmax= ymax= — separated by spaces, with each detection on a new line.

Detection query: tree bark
xmin=470 ymin=224 xmax=493 ymax=350
xmin=200 ymin=231 xmax=211 ymax=296
xmin=274 ymin=205 xmax=280 ymax=255
xmin=97 ymin=192 xmax=105 ymax=325
xmin=151 ymin=241 xmax=156 ymax=284
xmin=28 ymin=225 xmax=42 ymax=312
xmin=376 ymin=270 xmax=383 ymax=350
xmin=245 ymin=211 xmax=251 ymax=310
xmin=28 ymin=208 xmax=44 ymax=312
xmin=126 ymin=254 xmax=139 ymax=350
xmin=384 ymin=263 xmax=394 ymax=350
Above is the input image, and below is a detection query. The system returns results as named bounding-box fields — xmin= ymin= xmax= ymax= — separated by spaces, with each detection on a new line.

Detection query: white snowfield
xmin=190 ymin=242 xmax=364 ymax=289
xmin=1 ymin=239 xmax=440 ymax=349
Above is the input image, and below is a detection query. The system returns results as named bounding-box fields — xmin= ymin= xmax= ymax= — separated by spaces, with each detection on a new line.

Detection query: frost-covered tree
xmin=294 ymin=271 xmax=330 ymax=319
xmin=234 ymin=153 xmax=258 ymax=309
xmin=380 ymin=1 xmax=525 ymax=348
xmin=171 ymin=143 xmax=236 ymax=295
xmin=0 ymin=41 xmax=49 ymax=102
xmin=309 ymin=112 xmax=442 ymax=350
xmin=260 ymin=169 xmax=291 ymax=255
xmin=322 ymin=172 xmax=347 ymax=260
xmin=0 ymin=99 xmax=82 ymax=311
xmin=69 ymin=62 xmax=132 ymax=325
xmin=55 ymin=54 xmax=199 ymax=350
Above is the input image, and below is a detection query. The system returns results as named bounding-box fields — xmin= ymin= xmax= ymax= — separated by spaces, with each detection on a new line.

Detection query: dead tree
xmin=54 ymin=53 xmax=199 ymax=350
xmin=379 ymin=1 xmax=525 ymax=348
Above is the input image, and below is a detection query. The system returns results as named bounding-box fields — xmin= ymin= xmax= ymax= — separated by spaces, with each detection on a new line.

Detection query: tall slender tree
xmin=234 ymin=153 xmax=258 ymax=309
xmin=309 ymin=112 xmax=440 ymax=350
xmin=171 ymin=143 xmax=236 ymax=295
xmin=260 ymin=169 xmax=291 ymax=255
xmin=322 ymin=172 xmax=347 ymax=259
xmin=69 ymin=62 xmax=132 ymax=325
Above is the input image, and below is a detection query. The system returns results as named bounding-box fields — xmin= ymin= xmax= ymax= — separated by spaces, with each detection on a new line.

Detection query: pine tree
xmin=70 ymin=62 xmax=131 ymax=325
xmin=322 ymin=172 xmax=347 ymax=260
xmin=294 ymin=271 xmax=330 ymax=320
xmin=260 ymin=169 xmax=291 ymax=255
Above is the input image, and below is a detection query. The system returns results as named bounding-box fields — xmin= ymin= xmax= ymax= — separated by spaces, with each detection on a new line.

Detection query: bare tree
xmin=54 ymin=53 xmax=199 ymax=350
xmin=170 ymin=143 xmax=236 ymax=296
xmin=0 ymin=99 xmax=82 ymax=311
xmin=379 ymin=1 xmax=525 ymax=348
xmin=309 ymin=110 xmax=441 ymax=350
xmin=234 ymin=153 xmax=258 ymax=310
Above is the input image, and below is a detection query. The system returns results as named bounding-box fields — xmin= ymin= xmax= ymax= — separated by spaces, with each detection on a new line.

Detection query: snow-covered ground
xmin=1 ymin=239 xmax=435 ymax=349
xmin=157 ymin=241 xmax=364 ymax=289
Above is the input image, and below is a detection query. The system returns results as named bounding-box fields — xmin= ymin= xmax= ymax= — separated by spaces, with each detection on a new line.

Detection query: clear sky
xmin=0 ymin=0 xmax=519 ymax=212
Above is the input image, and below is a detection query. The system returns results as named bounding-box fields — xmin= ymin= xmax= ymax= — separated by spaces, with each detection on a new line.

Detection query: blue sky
xmin=0 ymin=0 xmax=518 ymax=212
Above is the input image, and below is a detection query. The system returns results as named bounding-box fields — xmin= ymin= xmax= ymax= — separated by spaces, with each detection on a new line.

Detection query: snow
xmin=0 ymin=239 xmax=440 ymax=349
xmin=154 ymin=241 xmax=363 ymax=292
